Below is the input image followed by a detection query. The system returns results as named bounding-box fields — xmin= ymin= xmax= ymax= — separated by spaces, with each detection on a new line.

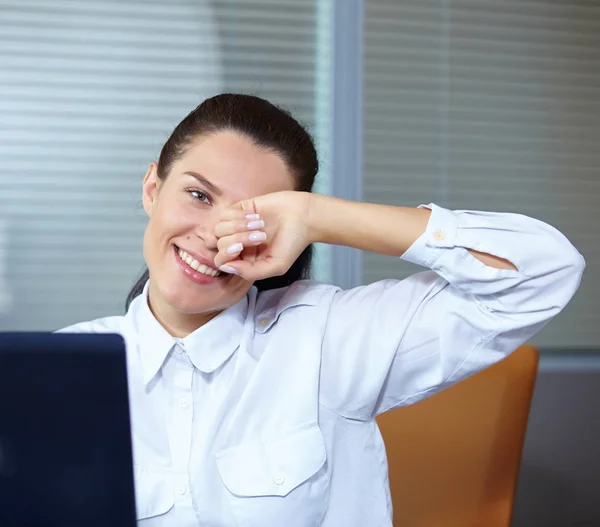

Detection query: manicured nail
xmin=247 ymin=220 xmax=265 ymax=230
xmin=227 ymin=243 xmax=243 ymax=254
xmin=249 ymin=231 xmax=267 ymax=242
xmin=220 ymin=265 xmax=239 ymax=275
xmin=245 ymin=213 xmax=260 ymax=221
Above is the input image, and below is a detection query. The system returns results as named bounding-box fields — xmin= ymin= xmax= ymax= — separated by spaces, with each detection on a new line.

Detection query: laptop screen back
xmin=0 ymin=332 xmax=136 ymax=527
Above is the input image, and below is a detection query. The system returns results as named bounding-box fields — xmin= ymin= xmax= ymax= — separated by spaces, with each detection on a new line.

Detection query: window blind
xmin=0 ymin=219 xmax=9 ymax=315
xmin=0 ymin=0 xmax=329 ymax=331
xmin=363 ymin=0 xmax=600 ymax=347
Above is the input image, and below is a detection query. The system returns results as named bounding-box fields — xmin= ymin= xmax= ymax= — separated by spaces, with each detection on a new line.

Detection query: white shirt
xmin=59 ymin=204 xmax=584 ymax=527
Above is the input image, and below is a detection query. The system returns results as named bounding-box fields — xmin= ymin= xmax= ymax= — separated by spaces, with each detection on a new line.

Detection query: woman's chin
xmin=162 ymin=282 xmax=232 ymax=315
xmin=166 ymin=288 xmax=217 ymax=314
xmin=150 ymin=268 xmax=249 ymax=317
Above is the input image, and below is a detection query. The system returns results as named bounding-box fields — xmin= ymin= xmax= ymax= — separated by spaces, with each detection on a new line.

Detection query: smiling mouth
xmin=176 ymin=247 xmax=221 ymax=277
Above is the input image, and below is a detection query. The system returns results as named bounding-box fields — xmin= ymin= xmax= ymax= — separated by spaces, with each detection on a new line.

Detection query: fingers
xmin=220 ymin=206 xmax=257 ymax=222
xmin=214 ymin=210 xmax=267 ymax=270
xmin=214 ymin=228 xmax=268 ymax=270
xmin=215 ymin=207 xmax=269 ymax=274
xmin=214 ymin=216 xmax=265 ymax=238
xmin=216 ymin=226 xmax=267 ymax=253
xmin=217 ymin=257 xmax=287 ymax=282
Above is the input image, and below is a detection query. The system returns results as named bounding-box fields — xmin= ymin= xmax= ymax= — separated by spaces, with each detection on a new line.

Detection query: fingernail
xmin=227 ymin=243 xmax=243 ymax=254
xmin=219 ymin=265 xmax=239 ymax=275
xmin=247 ymin=220 xmax=265 ymax=230
xmin=249 ymin=231 xmax=267 ymax=242
xmin=245 ymin=213 xmax=260 ymax=221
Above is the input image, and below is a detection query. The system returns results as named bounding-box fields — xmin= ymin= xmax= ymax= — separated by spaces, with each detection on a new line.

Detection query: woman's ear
xmin=142 ymin=163 xmax=160 ymax=217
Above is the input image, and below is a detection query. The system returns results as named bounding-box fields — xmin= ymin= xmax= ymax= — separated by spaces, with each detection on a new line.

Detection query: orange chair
xmin=376 ymin=344 xmax=539 ymax=527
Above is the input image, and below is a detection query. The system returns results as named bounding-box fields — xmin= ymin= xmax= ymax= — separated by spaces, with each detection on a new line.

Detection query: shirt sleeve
xmin=319 ymin=203 xmax=585 ymax=421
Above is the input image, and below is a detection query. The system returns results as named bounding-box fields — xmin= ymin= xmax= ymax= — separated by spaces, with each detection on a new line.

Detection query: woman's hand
xmin=214 ymin=191 xmax=314 ymax=281
xmin=213 ymin=190 xmax=515 ymax=283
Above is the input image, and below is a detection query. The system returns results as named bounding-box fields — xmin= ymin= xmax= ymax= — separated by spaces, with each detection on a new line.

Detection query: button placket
xmin=169 ymin=361 xmax=194 ymax=483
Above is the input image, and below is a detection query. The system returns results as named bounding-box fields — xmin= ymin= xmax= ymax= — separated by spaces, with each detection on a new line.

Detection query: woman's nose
xmin=195 ymin=221 xmax=218 ymax=250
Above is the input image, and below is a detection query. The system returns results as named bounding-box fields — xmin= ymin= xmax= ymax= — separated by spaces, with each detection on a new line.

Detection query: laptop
xmin=0 ymin=332 xmax=137 ymax=527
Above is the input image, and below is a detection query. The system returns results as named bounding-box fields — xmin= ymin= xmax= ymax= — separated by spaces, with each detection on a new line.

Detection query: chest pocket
xmin=215 ymin=422 xmax=328 ymax=527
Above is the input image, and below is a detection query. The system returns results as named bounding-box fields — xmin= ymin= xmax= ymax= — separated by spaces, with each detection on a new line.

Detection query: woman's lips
xmin=173 ymin=245 xmax=223 ymax=285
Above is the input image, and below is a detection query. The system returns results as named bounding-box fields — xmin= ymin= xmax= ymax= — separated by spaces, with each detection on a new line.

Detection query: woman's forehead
xmin=174 ymin=131 xmax=295 ymax=196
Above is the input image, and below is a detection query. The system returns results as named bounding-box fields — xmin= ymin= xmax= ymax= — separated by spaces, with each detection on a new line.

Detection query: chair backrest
xmin=376 ymin=344 xmax=539 ymax=527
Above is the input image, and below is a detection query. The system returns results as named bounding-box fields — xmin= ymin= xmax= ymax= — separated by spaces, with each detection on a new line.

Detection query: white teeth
xmin=177 ymin=248 xmax=220 ymax=277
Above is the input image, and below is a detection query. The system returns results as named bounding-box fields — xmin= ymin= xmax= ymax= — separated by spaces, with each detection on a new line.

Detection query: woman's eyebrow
xmin=183 ymin=171 xmax=223 ymax=196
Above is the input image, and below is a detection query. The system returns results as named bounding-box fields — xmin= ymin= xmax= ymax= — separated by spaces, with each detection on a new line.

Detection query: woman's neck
xmin=146 ymin=285 xmax=221 ymax=338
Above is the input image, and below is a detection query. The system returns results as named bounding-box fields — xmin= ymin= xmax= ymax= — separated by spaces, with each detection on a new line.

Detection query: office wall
xmin=363 ymin=0 xmax=599 ymax=347
xmin=513 ymin=352 xmax=600 ymax=526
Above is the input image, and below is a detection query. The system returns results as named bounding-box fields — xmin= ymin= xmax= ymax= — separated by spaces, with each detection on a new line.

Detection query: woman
xmin=60 ymin=94 xmax=585 ymax=527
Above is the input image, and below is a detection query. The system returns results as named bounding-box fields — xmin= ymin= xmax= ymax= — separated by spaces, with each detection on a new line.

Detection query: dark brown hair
xmin=126 ymin=93 xmax=318 ymax=310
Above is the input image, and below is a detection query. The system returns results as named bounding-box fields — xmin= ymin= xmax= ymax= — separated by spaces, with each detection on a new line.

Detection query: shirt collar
xmin=183 ymin=294 xmax=249 ymax=374
xmin=130 ymin=281 xmax=250 ymax=385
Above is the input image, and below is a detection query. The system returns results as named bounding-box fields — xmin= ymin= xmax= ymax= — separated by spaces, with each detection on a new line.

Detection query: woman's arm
xmin=315 ymin=201 xmax=585 ymax=418
xmin=214 ymin=192 xmax=585 ymax=419
xmin=309 ymin=195 xmax=516 ymax=271
xmin=213 ymin=191 xmax=520 ymax=278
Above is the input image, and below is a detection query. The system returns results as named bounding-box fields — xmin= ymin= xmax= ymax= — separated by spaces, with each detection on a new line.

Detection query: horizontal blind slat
xmin=364 ymin=0 xmax=600 ymax=347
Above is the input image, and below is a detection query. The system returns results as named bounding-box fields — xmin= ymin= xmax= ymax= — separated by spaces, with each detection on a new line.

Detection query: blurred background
xmin=0 ymin=0 xmax=334 ymax=330
xmin=0 ymin=1 xmax=599 ymax=525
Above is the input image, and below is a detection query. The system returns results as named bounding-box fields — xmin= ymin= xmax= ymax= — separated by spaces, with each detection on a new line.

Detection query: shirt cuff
xmin=400 ymin=204 xmax=459 ymax=268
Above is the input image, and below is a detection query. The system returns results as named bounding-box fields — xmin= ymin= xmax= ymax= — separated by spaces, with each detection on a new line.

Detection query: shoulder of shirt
xmin=55 ymin=315 xmax=127 ymax=334
xmin=255 ymin=279 xmax=339 ymax=315
xmin=52 ymin=282 xmax=335 ymax=334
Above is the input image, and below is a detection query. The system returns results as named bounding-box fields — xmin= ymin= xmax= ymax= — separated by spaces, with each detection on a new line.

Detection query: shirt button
xmin=257 ymin=317 xmax=270 ymax=328
xmin=179 ymin=398 xmax=189 ymax=409
xmin=433 ymin=230 xmax=445 ymax=241
xmin=273 ymin=475 xmax=285 ymax=485
xmin=178 ymin=484 xmax=187 ymax=496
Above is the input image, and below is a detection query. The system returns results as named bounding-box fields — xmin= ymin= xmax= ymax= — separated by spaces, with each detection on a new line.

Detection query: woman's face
xmin=142 ymin=130 xmax=295 ymax=318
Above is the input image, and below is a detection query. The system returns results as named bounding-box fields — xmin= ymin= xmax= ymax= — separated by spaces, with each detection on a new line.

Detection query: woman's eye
xmin=187 ymin=189 xmax=211 ymax=205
